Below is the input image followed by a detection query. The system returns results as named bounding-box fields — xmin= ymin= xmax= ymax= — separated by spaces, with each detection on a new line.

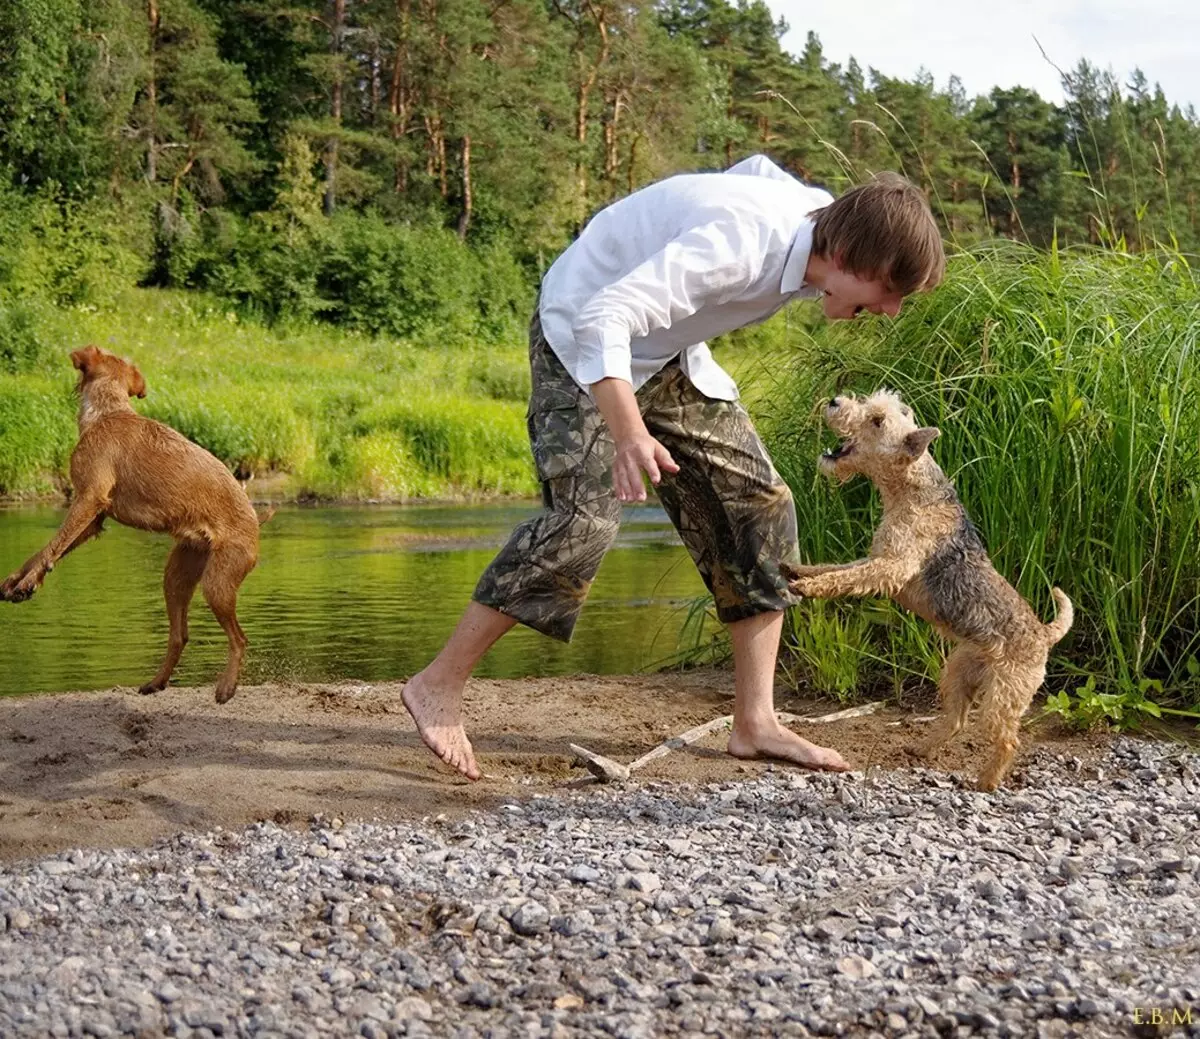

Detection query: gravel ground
xmin=1 ymin=737 xmax=1198 ymax=1039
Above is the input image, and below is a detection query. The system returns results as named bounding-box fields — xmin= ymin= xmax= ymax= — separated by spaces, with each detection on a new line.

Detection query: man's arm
xmin=590 ymin=377 xmax=679 ymax=502
xmin=573 ymin=218 xmax=764 ymax=499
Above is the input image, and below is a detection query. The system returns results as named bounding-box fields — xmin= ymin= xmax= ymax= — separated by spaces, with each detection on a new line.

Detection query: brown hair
xmin=811 ymin=172 xmax=945 ymax=294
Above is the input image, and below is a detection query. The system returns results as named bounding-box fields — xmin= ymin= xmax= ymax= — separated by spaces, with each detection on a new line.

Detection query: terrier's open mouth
xmin=822 ymin=440 xmax=855 ymax=461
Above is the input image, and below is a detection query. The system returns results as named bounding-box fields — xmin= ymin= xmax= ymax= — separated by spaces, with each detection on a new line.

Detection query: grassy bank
xmin=0 ymin=288 xmax=538 ymax=502
xmin=755 ymin=241 xmax=1200 ymax=716
xmin=5 ymin=246 xmax=1200 ymax=720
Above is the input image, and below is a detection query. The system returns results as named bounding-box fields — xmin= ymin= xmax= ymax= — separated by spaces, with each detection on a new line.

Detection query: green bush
xmin=0 ymin=375 xmax=76 ymax=495
xmin=161 ymin=206 xmax=533 ymax=342
xmin=0 ymin=285 xmax=537 ymax=503
xmin=0 ymin=184 xmax=143 ymax=311
xmin=761 ymin=241 xmax=1200 ymax=709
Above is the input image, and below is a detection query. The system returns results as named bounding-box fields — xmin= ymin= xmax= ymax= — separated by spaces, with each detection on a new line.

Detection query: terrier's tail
xmin=1044 ymin=587 xmax=1074 ymax=644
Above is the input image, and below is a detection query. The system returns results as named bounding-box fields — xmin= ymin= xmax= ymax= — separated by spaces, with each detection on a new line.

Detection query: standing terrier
xmin=786 ymin=390 xmax=1072 ymax=791
xmin=0 ymin=345 xmax=270 ymax=703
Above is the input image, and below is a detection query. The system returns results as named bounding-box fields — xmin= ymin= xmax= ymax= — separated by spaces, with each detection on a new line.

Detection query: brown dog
xmin=786 ymin=390 xmax=1073 ymax=790
xmin=0 ymin=345 xmax=268 ymax=703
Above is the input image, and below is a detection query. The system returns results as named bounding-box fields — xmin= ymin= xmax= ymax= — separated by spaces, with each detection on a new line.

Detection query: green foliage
xmin=0 ymin=185 xmax=143 ymax=310
xmin=169 ymin=209 xmax=531 ymax=341
xmin=1043 ymin=676 xmax=1163 ymax=732
xmin=0 ymin=287 xmax=536 ymax=503
xmin=757 ymin=243 xmax=1200 ymax=710
xmin=0 ymin=375 xmax=77 ymax=496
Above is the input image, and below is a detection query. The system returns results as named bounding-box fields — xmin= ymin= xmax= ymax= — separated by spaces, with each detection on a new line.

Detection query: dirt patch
xmin=0 ymin=671 xmax=1119 ymax=862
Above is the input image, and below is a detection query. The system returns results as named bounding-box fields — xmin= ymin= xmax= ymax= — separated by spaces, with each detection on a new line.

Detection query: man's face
xmin=820 ymin=266 xmax=905 ymax=321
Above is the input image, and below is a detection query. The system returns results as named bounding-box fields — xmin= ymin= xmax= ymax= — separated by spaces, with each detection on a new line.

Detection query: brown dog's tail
xmin=1044 ymin=587 xmax=1074 ymax=644
xmin=255 ymin=506 xmax=277 ymax=526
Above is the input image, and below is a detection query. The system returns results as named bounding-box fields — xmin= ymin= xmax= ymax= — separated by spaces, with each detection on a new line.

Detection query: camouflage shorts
xmin=473 ymin=304 xmax=801 ymax=642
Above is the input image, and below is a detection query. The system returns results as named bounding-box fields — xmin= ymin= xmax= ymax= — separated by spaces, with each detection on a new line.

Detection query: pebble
xmin=0 ymin=736 xmax=1193 ymax=1038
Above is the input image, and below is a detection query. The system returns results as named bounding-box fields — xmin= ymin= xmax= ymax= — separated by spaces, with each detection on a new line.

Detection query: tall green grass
xmin=755 ymin=241 xmax=1200 ymax=709
xmin=0 ymin=288 xmax=536 ymax=501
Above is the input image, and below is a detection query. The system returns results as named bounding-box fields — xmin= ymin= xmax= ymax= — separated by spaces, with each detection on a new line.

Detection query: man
xmin=403 ymin=154 xmax=945 ymax=781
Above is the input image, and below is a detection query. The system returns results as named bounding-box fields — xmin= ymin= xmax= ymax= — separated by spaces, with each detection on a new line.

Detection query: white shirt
xmin=538 ymin=154 xmax=834 ymax=401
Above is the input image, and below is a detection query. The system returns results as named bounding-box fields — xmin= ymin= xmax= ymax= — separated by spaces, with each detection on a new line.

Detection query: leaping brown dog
xmin=0 ymin=345 xmax=269 ymax=703
xmin=786 ymin=390 xmax=1073 ymax=791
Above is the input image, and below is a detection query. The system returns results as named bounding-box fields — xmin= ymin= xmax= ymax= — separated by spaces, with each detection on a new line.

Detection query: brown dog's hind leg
xmin=202 ymin=543 xmax=257 ymax=704
xmin=140 ymin=542 xmax=210 ymax=695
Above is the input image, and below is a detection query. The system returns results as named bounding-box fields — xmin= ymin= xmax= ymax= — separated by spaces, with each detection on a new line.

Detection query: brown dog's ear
xmin=902 ymin=427 xmax=940 ymax=459
xmin=70 ymin=345 xmax=102 ymax=374
xmin=127 ymin=365 xmax=147 ymax=399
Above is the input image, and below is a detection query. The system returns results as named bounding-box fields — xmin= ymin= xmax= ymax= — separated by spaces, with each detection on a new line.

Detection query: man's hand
xmin=590 ymin=376 xmax=681 ymax=502
xmin=613 ymin=434 xmax=679 ymax=502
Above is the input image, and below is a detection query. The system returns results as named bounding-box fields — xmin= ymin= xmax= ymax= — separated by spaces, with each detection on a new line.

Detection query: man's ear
xmin=903 ymin=427 xmax=940 ymax=460
xmin=70 ymin=344 xmax=101 ymax=374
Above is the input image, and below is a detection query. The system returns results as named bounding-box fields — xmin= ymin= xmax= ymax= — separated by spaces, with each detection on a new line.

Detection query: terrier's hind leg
xmin=910 ymin=643 xmax=985 ymax=760
xmin=974 ymin=664 xmax=1041 ymax=791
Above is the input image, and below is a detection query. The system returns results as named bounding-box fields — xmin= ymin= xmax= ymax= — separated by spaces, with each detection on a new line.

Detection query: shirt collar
xmin=780 ymin=217 xmax=818 ymax=295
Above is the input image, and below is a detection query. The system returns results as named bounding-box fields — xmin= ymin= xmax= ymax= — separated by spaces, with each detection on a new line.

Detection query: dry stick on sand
xmin=569 ymin=702 xmax=887 ymax=783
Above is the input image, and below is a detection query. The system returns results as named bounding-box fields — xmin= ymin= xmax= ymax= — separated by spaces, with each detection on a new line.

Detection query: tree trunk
xmin=388 ymin=0 xmax=411 ymax=193
xmin=627 ymin=132 xmax=641 ymax=194
xmin=424 ymin=113 xmax=447 ymax=196
xmin=603 ymin=91 xmax=622 ymax=197
xmin=324 ymin=0 xmax=346 ymax=216
xmin=573 ymin=2 xmax=609 ymax=229
xmin=369 ymin=38 xmax=382 ymax=123
xmin=456 ymin=135 xmax=472 ymax=239
xmin=1007 ymin=130 xmax=1021 ymax=238
xmin=146 ymin=0 xmax=160 ymax=183
xmin=437 ymin=121 xmax=447 ymax=197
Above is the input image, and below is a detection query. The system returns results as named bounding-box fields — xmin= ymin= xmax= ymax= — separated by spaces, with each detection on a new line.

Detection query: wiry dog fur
xmin=786 ymin=390 xmax=1073 ymax=791
xmin=0 ymin=346 xmax=269 ymax=703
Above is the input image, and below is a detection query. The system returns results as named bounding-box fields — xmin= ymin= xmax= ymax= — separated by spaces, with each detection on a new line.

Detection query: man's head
xmin=817 ymin=389 xmax=939 ymax=484
xmin=808 ymin=172 xmax=945 ymax=321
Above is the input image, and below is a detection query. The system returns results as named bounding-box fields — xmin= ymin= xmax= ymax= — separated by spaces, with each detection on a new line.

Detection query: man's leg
xmin=402 ymin=602 xmax=517 ymax=781
xmin=403 ymin=304 xmax=619 ymax=780
xmin=641 ymin=365 xmax=850 ymax=772
xmin=724 ymin=610 xmax=850 ymax=770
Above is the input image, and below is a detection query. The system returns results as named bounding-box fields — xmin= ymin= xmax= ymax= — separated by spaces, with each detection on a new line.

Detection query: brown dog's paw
xmin=1 ymin=574 xmax=40 ymax=603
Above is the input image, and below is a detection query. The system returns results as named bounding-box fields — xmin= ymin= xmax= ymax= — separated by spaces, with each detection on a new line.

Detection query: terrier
xmin=0 ymin=345 xmax=270 ymax=703
xmin=785 ymin=390 xmax=1072 ymax=791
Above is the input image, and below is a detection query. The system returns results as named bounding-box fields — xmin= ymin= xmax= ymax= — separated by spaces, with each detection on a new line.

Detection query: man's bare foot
xmin=727 ymin=721 xmax=852 ymax=772
xmin=401 ymin=671 xmax=481 ymax=781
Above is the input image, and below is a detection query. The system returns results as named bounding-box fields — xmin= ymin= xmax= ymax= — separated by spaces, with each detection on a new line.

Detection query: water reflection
xmin=0 ymin=503 xmax=716 ymax=696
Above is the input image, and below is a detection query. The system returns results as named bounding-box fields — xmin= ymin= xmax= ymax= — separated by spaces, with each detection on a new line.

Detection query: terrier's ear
xmin=70 ymin=345 xmax=101 ymax=374
xmin=902 ymin=427 xmax=940 ymax=459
